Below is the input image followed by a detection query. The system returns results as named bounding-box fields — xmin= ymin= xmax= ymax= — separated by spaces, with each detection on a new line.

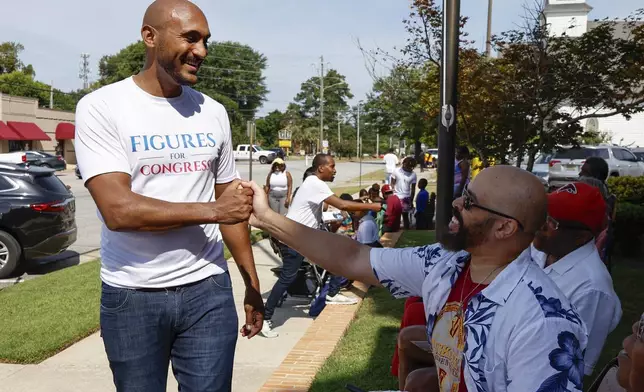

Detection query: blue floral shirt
xmin=370 ymin=244 xmax=588 ymax=392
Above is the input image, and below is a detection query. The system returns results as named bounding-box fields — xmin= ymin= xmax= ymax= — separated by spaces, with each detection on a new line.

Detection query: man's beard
xmin=439 ymin=208 xmax=491 ymax=251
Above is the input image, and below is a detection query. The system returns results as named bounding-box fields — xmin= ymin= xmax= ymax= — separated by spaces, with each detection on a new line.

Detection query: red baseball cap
xmin=381 ymin=184 xmax=393 ymax=195
xmin=548 ymin=182 xmax=607 ymax=234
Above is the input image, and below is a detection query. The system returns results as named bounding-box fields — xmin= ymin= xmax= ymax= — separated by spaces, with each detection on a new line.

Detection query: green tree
xmin=97 ymin=40 xmax=269 ymax=145
xmin=0 ymin=42 xmax=34 ymax=76
xmin=254 ymin=110 xmax=283 ymax=147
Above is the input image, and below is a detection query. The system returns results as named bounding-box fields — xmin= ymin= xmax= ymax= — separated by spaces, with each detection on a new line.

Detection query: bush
xmin=607 ymin=176 xmax=644 ymax=205
xmin=614 ymin=202 xmax=644 ymax=257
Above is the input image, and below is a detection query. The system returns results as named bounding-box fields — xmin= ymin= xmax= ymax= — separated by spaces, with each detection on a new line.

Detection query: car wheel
xmin=259 ymin=156 xmax=268 ymax=164
xmin=0 ymin=230 xmax=22 ymax=279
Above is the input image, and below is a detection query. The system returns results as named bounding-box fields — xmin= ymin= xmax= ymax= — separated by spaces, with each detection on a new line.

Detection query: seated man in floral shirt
xmin=246 ymin=165 xmax=588 ymax=392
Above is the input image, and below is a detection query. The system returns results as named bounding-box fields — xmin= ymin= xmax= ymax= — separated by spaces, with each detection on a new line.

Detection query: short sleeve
xmin=370 ymin=245 xmax=439 ymax=298
xmin=74 ymin=96 xmax=131 ymax=184
xmin=506 ymin=318 xmax=586 ymax=392
xmin=214 ymin=108 xmax=237 ymax=184
xmin=310 ymin=178 xmax=334 ymax=204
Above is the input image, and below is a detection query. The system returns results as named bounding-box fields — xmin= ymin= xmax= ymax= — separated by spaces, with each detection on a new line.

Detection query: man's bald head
xmin=138 ymin=0 xmax=209 ymax=88
xmin=470 ymin=165 xmax=547 ymax=234
xmin=142 ymin=0 xmax=205 ymax=31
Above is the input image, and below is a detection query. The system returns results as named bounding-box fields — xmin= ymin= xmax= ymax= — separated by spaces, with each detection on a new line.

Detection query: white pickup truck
xmin=233 ymin=144 xmax=277 ymax=165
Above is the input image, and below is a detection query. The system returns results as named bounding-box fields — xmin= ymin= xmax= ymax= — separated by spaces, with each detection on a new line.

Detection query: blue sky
xmin=0 ymin=0 xmax=639 ymax=116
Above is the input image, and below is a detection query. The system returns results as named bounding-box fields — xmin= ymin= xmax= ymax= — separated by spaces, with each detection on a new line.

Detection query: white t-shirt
xmin=286 ymin=176 xmax=333 ymax=229
xmin=74 ymin=77 xmax=237 ymax=289
xmin=392 ymin=167 xmax=417 ymax=198
xmin=383 ymin=153 xmax=399 ymax=174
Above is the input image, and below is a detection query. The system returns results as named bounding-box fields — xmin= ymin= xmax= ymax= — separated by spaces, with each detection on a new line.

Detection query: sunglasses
xmin=462 ymin=186 xmax=525 ymax=231
xmin=544 ymin=216 xmax=592 ymax=232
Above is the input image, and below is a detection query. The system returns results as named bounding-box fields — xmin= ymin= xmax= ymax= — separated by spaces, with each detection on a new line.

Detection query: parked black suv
xmin=25 ymin=151 xmax=67 ymax=171
xmin=0 ymin=164 xmax=77 ymax=278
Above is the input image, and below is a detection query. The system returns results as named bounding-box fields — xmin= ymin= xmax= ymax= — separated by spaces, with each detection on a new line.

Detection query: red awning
xmin=0 ymin=122 xmax=23 ymax=140
xmin=7 ymin=121 xmax=51 ymax=141
xmin=55 ymin=123 xmax=75 ymax=140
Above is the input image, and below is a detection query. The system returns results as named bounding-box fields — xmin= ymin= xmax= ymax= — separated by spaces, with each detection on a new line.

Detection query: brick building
xmin=0 ymin=92 xmax=77 ymax=164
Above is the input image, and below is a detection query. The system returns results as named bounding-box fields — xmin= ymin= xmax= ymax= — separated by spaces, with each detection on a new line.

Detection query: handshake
xmin=212 ymin=179 xmax=270 ymax=226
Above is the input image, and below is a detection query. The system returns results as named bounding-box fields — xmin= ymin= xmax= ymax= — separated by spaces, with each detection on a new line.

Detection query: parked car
xmin=233 ymin=144 xmax=276 ymax=164
xmin=548 ymin=145 xmax=644 ymax=189
xmin=25 ymin=151 xmax=67 ymax=171
xmin=632 ymin=147 xmax=644 ymax=162
xmin=0 ymin=151 xmax=29 ymax=165
xmin=0 ymin=164 xmax=77 ymax=278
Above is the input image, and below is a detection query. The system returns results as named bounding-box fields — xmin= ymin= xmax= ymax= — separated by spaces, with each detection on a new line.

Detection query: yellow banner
xmin=278 ymin=140 xmax=292 ymax=148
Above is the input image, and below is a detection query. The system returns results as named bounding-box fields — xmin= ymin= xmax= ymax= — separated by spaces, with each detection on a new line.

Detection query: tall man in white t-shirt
xmin=383 ymin=148 xmax=399 ymax=184
xmin=261 ymin=154 xmax=382 ymax=337
xmin=74 ymin=1 xmax=263 ymax=391
xmin=391 ymin=157 xmax=417 ymax=229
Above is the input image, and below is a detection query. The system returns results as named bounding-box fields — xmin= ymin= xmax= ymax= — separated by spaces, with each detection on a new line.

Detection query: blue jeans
xmin=264 ymin=244 xmax=305 ymax=320
xmin=100 ymin=272 xmax=238 ymax=392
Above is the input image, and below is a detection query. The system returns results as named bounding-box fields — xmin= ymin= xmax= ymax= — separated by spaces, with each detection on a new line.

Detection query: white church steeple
xmin=544 ymin=0 xmax=593 ymax=37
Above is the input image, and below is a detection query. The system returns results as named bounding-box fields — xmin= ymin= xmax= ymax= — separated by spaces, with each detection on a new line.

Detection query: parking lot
xmin=0 ymin=159 xmax=383 ymax=288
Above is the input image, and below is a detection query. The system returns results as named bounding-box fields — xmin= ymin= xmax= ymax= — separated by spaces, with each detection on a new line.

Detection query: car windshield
xmin=553 ymin=148 xmax=609 ymax=160
xmin=253 ymin=145 xmax=264 ymax=151
xmin=535 ymin=154 xmax=553 ymax=164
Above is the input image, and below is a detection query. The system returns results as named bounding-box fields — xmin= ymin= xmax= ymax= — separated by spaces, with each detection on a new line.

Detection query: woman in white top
xmin=264 ymin=158 xmax=292 ymax=215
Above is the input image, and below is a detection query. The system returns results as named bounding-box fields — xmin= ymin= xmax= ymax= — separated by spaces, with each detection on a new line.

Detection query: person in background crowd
xmin=74 ymin=1 xmax=263 ymax=390
xmin=264 ymin=158 xmax=292 ymax=216
xmin=336 ymin=193 xmax=357 ymax=237
xmin=245 ymin=165 xmax=587 ymax=392
xmin=579 ymin=156 xmax=610 ymax=199
xmin=415 ymin=179 xmax=430 ymax=230
xmin=353 ymin=200 xmax=383 ymax=248
xmin=369 ymin=183 xmax=382 ymax=203
xmin=391 ymin=157 xmax=417 ymax=229
xmin=532 ymin=182 xmax=621 ymax=376
xmin=359 ymin=188 xmax=369 ymax=201
xmin=578 ymin=156 xmax=616 ymax=264
xmin=383 ymin=148 xmax=399 ymax=184
xmin=617 ymin=318 xmax=644 ymax=391
xmin=261 ymin=154 xmax=382 ymax=338
xmin=453 ymin=146 xmax=471 ymax=199
xmin=381 ymin=184 xmax=402 ymax=233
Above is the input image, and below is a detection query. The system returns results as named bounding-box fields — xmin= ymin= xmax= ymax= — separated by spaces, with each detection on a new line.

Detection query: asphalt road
xmin=0 ymin=158 xmax=384 ymax=288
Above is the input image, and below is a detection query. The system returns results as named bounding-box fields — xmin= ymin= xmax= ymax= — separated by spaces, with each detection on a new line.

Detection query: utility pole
xmin=485 ymin=0 xmax=494 ymax=57
xmin=49 ymin=81 xmax=54 ymax=109
xmin=319 ymin=56 xmax=324 ymax=153
xmin=79 ymin=53 xmax=91 ymax=90
xmin=436 ymin=0 xmax=461 ymax=240
xmin=376 ymin=132 xmax=380 ymax=157
xmin=337 ymin=112 xmax=341 ymax=143
xmin=356 ymin=103 xmax=361 ymax=161
xmin=247 ymin=121 xmax=255 ymax=181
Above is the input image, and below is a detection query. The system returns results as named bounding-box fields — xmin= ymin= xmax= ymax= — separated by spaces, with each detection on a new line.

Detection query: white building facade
xmin=544 ymin=0 xmax=644 ymax=148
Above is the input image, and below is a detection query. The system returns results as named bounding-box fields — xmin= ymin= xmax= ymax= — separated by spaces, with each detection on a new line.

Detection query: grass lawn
xmin=309 ymin=230 xmax=644 ymax=391
xmin=0 ymin=230 xmax=265 ymax=364
xmin=309 ymin=230 xmax=435 ymax=392
xmin=347 ymin=169 xmax=385 ymax=185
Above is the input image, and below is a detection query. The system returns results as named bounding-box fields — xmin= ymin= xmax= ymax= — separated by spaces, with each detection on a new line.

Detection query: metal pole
xmin=319 ymin=56 xmax=324 ymax=153
xmin=356 ymin=104 xmax=361 ymax=161
xmin=337 ymin=112 xmax=341 ymax=143
xmin=50 ymin=81 xmax=54 ymax=109
xmin=248 ymin=121 xmax=254 ymax=182
xmin=485 ymin=0 xmax=493 ymax=57
xmin=359 ymin=136 xmax=363 ymax=189
xmin=436 ymin=0 xmax=461 ymax=240
xmin=376 ymin=132 xmax=380 ymax=157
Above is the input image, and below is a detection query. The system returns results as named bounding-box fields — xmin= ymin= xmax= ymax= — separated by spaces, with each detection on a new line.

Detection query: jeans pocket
xmin=209 ymin=272 xmax=233 ymax=290
xmin=100 ymin=284 xmax=132 ymax=312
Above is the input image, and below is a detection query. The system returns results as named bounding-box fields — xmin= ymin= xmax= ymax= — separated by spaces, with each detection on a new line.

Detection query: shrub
xmin=613 ymin=202 xmax=644 ymax=257
xmin=607 ymin=176 xmax=644 ymax=205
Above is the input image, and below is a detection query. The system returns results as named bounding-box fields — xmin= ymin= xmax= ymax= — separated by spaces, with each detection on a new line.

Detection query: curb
xmin=258 ymin=231 xmax=406 ymax=392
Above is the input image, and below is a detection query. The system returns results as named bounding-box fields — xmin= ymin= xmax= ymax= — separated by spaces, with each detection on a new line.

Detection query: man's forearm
xmin=108 ymin=194 xmax=217 ymax=232
xmin=221 ymin=223 xmax=260 ymax=290
xmin=254 ymin=211 xmax=379 ymax=286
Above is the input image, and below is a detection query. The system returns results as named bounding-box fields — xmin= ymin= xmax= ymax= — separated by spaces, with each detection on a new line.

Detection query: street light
xmin=436 ymin=0 xmax=461 ymax=240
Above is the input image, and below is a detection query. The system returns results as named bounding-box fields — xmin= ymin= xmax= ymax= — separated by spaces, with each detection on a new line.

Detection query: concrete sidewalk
xmin=0 ymin=239 xmax=316 ymax=392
